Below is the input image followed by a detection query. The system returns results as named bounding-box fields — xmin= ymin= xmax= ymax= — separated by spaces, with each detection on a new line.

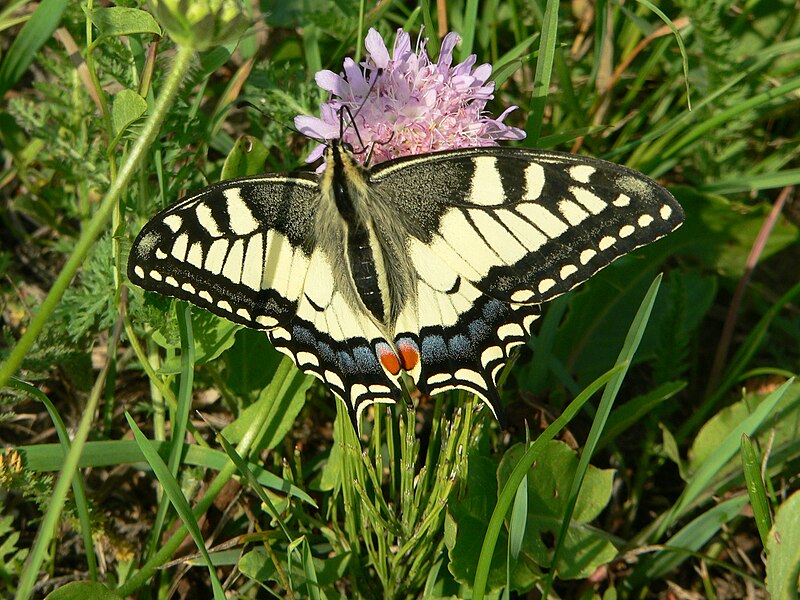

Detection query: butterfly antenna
xmin=338 ymin=68 xmax=384 ymax=151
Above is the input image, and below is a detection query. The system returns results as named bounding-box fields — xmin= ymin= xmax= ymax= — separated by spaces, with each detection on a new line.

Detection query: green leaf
xmin=88 ymin=7 xmax=161 ymax=37
xmin=221 ymin=135 xmax=269 ymax=179
xmin=153 ymin=307 xmax=239 ymax=373
xmin=45 ymin=581 xmax=122 ymax=600
xmin=125 ymin=413 xmax=226 ymax=600
xmin=688 ymin=382 xmax=800 ymax=475
xmin=221 ymin=357 xmax=312 ymax=452
xmin=238 ymin=548 xmax=349 ymax=588
xmin=0 ymin=0 xmax=69 ymax=98
xmin=223 ymin=328 xmax=282 ymax=395
xmin=741 ymin=434 xmax=772 ymax=548
xmin=498 ymin=441 xmax=616 ymax=579
xmin=766 ymin=490 xmax=800 ymax=600
xmin=111 ymin=89 xmax=148 ymax=138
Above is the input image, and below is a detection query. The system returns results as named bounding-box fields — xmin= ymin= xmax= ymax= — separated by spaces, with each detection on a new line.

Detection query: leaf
xmin=448 ymin=442 xmax=616 ymax=593
xmin=223 ymin=328 xmax=282 ymax=395
xmin=221 ymin=357 xmax=312 ymax=452
xmin=0 ymin=0 xmax=69 ymax=98
xmin=238 ymin=547 xmax=349 ymax=588
xmin=44 ymin=581 xmax=123 ymax=599
xmin=766 ymin=490 xmax=800 ymax=600
xmin=221 ymin=135 xmax=269 ymax=179
xmin=111 ymin=89 xmax=147 ymax=137
xmin=153 ymin=307 xmax=239 ymax=373
xmin=88 ymin=7 xmax=161 ymax=37
xmin=498 ymin=441 xmax=617 ymax=580
xmin=688 ymin=382 xmax=800 ymax=475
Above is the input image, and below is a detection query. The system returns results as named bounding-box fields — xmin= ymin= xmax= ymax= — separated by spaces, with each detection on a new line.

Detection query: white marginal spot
xmin=351 ymin=383 xmax=369 ymax=402
xmin=224 ymin=188 xmax=258 ymax=235
xmin=468 ymin=157 xmax=504 ymax=205
xmin=271 ymin=327 xmax=291 ymax=341
xmin=199 ymin=290 xmax=213 ymax=302
xmin=498 ymin=322 xmax=524 ymax=340
xmin=523 ymin=162 xmax=546 ymax=200
xmin=569 ymin=164 xmax=596 ymax=184
xmin=619 ymin=225 xmax=635 ymax=238
xmin=467 ymin=209 xmax=528 ymax=265
xmin=222 ymin=239 xmax=245 ymax=284
xmin=187 ymin=242 xmax=203 ymax=268
xmin=217 ymin=300 xmax=232 ymax=312
xmin=149 ymin=269 xmax=162 ymax=281
xmin=236 ymin=308 xmax=251 ymax=320
xmin=205 ymin=239 xmax=229 ymax=275
xmin=523 ymin=314 xmax=539 ymax=333
xmin=427 ymin=372 xmax=452 ymax=386
xmin=613 ymin=194 xmax=631 ymax=207
xmin=560 ymin=264 xmax=578 ymax=280
xmin=558 ymin=199 xmax=590 ymax=226
xmin=660 ymin=204 xmax=673 ymax=220
xmin=481 ymin=346 xmax=504 ymax=367
xmin=297 ymin=351 xmax=319 ymax=367
xmin=599 ymin=236 xmax=616 ymax=251
xmin=370 ymin=384 xmax=392 ymax=394
xmin=516 ymin=204 xmax=568 ymax=238
xmin=571 ymin=186 xmax=607 ymax=215
xmin=171 ymin=233 xmax=189 ymax=261
xmin=580 ymin=249 xmax=597 ymax=264
xmin=495 ymin=209 xmax=547 ymax=251
xmin=638 ymin=214 xmax=655 ymax=227
xmin=455 ymin=368 xmax=488 ymax=389
xmin=256 ymin=315 xmax=278 ymax=328
xmin=134 ymin=266 xmax=145 ymax=278
xmin=155 ymin=248 xmax=167 ymax=260
xmin=538 ymin=278 xmax=556 ymax=294
xmin=324 ymin=370 xmax=345 ymax=391
xmin=195 ymin=203 xmax=223 ymax=237
xmin=163 ymin=214 xmax=182 ymax=233
xmin=491 ymin=363 xmax=505 ymax=383
xmin=165 ymin=276 xmax=178 ymax=287
xmin=510 ymin=289 xmax=534 ymax=302
xmin=241 ymin=233 xmax=264 ymax=290
xmin=182 ymin=282 xmax=196 ymax=294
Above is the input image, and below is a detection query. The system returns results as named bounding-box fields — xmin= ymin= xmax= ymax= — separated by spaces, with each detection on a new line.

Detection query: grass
xmin=1 ymin=0 xmax=799 ymax=598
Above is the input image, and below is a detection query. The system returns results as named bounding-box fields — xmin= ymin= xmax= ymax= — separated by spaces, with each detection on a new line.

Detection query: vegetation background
xmin=0 ymin=0 xmax=798 ymax=598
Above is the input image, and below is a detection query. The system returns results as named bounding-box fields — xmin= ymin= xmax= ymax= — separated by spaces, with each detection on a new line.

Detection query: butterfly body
xmin=128 ymin=143 xmax=684 ymax=426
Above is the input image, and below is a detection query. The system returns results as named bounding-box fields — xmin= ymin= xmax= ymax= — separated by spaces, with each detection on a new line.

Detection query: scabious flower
xmin=295 ymin=28 xmax=526 ymax=166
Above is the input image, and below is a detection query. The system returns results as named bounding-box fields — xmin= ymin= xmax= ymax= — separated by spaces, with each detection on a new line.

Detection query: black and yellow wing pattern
xmin=128 ymin=143 xmax=684 ymax=426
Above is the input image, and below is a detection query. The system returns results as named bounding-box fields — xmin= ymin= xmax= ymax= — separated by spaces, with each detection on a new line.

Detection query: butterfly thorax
xmin=315 ymin=142 xmax=413 ymax=333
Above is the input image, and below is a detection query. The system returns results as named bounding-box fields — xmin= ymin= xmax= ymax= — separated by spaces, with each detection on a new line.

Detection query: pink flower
xmin=295 ymin=28 xmax=526 ymax=166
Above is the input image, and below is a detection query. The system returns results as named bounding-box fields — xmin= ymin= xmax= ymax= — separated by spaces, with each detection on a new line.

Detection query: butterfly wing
xmin=128 ymin=173 xmax=403 ymax=423
xmin=372 ymin=147 xmax=684 ymax=415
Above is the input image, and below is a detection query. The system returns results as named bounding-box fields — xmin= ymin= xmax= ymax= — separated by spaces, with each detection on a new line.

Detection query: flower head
xmin=295 ymin=28 xmax=525 ymax=165
xmin=149 ymin=0 xmax=248 ymax=50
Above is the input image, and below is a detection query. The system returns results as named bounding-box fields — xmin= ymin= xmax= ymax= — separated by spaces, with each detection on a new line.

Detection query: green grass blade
xmin=543 ymin=274 xmax=663 ymax=593
xmin=471 ymin=362 xmax=627 ymax=600
xmin=9 ymin=379 xmax=98 ymax=582
xmin=741 ymin=434 xmax=772 ymax=548
xmin=0 ymin=0 xmax=69 ymax=97
xmin=656 ymin=379 xmax=794 ymax=540
xmin=125 ymin=412 xmax=226 ymax=600
xmin=524 ymin=0 xmax=559 ymax=143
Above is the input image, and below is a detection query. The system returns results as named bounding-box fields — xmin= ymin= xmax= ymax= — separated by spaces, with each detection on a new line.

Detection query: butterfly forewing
xmin=129 ymin=144 xmax=684 ymax=428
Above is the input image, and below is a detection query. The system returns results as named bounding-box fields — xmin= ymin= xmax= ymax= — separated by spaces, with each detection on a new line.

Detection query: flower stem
xmin=0 ymin=44 xmax=196 ymax=390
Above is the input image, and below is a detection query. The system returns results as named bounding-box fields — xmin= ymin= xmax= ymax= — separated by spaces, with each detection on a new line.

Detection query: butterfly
xmin=128 ymin=141 xmax=684 ymax=428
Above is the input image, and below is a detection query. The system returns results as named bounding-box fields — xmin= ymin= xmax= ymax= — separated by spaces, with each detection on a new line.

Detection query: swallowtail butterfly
xmin=128 ymin=142 xmax=684 ymax=427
